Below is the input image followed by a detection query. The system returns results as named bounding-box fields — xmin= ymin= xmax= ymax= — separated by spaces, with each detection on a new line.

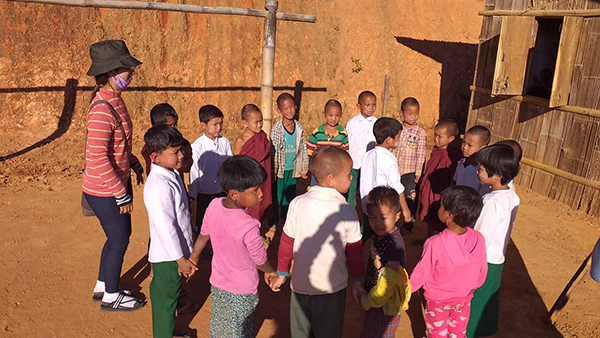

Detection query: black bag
xmin=81 ymin=100 xmax=128 ymax=217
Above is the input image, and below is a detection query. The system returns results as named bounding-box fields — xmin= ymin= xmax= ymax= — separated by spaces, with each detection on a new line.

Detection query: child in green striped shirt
xmin=307 ymin=99 xmax=349 ymax=185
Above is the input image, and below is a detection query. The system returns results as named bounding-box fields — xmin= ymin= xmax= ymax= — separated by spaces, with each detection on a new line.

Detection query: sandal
xmin=100 ymin=291 xmax=145 ymax=312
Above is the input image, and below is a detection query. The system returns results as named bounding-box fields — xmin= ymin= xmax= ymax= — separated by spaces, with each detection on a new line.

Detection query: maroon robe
xmin=240 ymin=131 xmax=273 ymax=221
xmin=418 ymin=146 xmax=462 ymax=230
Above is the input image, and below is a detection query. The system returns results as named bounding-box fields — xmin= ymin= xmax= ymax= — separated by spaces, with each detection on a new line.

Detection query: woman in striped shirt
xmin=82 ymin=40 xmax=145 ymax=311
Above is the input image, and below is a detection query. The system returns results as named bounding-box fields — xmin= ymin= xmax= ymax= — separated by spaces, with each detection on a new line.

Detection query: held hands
xmin=177 ymin=257 xmax=198 ymax=280
xmin=263 ymin=271 xmax=279 ymax=290
xmin=350 ymin=279 xmax=367 ymax=303
xmin=268 ymin=274 xmax=287 ymax=292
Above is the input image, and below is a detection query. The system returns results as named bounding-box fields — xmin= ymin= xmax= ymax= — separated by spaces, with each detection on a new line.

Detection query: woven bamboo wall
xmin=468 ymin=0 xmax=600 ymax=216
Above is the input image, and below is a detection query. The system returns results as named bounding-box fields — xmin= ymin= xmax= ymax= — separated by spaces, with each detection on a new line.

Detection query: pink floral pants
xmin=425 ymin=298 xmax=470 ymax=338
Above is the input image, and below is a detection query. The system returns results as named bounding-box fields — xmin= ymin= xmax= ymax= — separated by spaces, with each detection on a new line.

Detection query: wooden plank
xmin=493 ymin=16 xmax=537 ymax=95
xmin=550 ymin=17 xmax=584 ymax=108
xmin=470 ymin=85 xmax=600 ymax=118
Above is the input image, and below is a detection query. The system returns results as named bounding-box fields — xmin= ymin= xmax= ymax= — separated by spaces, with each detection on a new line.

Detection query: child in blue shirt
xmin=269 ymin=93 xmax=309 ymax=230
xmin=454 ymin=125 xmax=490 ymax=194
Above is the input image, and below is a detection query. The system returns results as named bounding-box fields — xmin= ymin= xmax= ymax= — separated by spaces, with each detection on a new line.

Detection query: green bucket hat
xmin=87 ymin=40 xmax=142 ymax=77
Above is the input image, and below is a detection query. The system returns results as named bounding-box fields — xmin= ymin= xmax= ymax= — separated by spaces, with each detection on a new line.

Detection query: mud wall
xmin=0 ymin=0 xmax=482 ymax=179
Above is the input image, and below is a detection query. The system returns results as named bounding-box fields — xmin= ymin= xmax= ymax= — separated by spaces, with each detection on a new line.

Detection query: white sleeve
xmin=474 ymin=198 xmax=504 ymax=251
xmin=345 ymin=209 xmax=362 ymax=244
xmin=224 ymin=138 xmax=233 ymax=157
xmin=282 ymin=199 xmax=297 ymax=239
xmin=145 ymin=184 xmax=184 ymax=260
xmin=189 ymin=142 xmax=203 ymax=183
xmin=388 ymin=162 xmax=405 ymax=195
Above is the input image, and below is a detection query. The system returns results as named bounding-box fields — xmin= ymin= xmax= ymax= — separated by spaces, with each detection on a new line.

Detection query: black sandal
xmin=100 ymin=291 xmax=145 ymax=312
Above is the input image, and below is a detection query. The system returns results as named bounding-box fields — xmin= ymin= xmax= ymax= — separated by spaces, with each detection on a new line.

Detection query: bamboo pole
xmin=467 ymin=42 xmax=483 ymax=130
xmin=479 ymin=9 xmax=600 ymax=17
xmin=520 ymin=158 xmax=600 ymax=190
xmin=7 ymin=0 xmax=316 ymax=23
xmin=469 ymin=85 xmax=600 ymax=119
xmin=381 ymin=75 xmax=390 ymax=117
xmin=260 ymin=0 xmax=277 ymax=137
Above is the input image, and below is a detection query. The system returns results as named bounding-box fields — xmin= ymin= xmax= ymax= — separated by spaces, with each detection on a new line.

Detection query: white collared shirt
xmin=144 ymin=164 xmax=194 ymax=263
xmin=283 ymin=185 xmax=362 ymax=295
xmin=474 ymin=188 xmax=520 ymax=264
xmin=189 ymin=134 xmax=233 ymax=196
xmin=346 ymin=113 xmax=377 ymax=169
xmin=360 ymin=146 xmax=405 ymax=214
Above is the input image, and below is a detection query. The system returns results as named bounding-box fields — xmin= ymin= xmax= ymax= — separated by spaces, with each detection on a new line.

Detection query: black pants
xmin=290 ymin=289 xmax=346 ymax=338
xmin=401 ymin=173 xmax=419 ymax=232
xmin=84 ymin=185 xmax=132 ymax=293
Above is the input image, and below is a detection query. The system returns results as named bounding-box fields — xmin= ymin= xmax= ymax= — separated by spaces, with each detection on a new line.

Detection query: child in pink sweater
xmin=410 ymin=186 xmax=487 ymax=338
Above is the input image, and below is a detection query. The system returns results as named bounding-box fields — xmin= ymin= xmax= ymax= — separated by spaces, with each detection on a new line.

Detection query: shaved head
xmin=310 ymin=146 xmax=352 ymax=183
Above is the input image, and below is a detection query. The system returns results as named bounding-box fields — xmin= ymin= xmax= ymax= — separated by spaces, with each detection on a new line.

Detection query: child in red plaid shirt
xmin=394 ymin=97 xmax=426 ymax=233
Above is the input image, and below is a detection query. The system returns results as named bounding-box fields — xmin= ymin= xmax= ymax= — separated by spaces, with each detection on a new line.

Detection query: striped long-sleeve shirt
xmin=306 ymin=123 xmax=349 ymax=156
xmin=82 ymin=89 xmax=139 ymax=201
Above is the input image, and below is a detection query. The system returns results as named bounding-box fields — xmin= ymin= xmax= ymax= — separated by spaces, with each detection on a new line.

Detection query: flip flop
xmin=100 ymin=291 xmax=145 ymax=312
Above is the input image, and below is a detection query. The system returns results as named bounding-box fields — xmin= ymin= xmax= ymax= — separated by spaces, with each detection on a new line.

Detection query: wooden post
xmin=381 ymin=75 xmax=390 ymax=117
xmin=261 ymin=0 xmax=277 ymax=137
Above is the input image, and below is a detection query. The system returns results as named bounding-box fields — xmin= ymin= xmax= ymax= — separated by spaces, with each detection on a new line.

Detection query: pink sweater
xmin=201 ymin=198 xmax=268 ymax=295
xmin=410 ymin=228 xmax=487 ymax=301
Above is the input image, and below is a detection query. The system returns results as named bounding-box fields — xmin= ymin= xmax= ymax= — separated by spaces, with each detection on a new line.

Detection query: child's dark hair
xmin=476 ymin=144 xmax=520 ymax=185
xmin=276 ymin=93 xmax=295 ymax=108
xmin=366 ymin=186 xmax=401 ymax=213
xmin=495 ymin=139 xmax=523 ymax=162
xmin=436 ymin=119 xmax=459 ymax=137
xmin=440 ymin=186 xmax=483 ymax=228
xmin=241 ymin=104 xmax=261 ymax=120
xmin=324 ymin=99 xmax=342 ymax=112
xmin=400 ymin=97 xmax=419 ymax=112
xmin=144 ymin=124 xmax=184 ymax=154
xmin=150 ymin=103 xmax=178 ymax=126
xmin=218 ymin=155 xmax=267 ymax=193
xmin=466 ymin=125 xmax=491 ymax=145
xmin=198 ymin=105 xmax=224 ymax=124
xmin=373 ymin=117 xmax=402 ymax=144
xmin=358 ymin=90 xmax=376 ymax=104
xmin=310 ymin=146 xmax=352 ymax=182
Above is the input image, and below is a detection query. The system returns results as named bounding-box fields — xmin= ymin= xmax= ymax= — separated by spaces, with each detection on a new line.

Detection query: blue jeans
xmin=592 ymin=239 xmax=600 ymax=283
xmin=84 ymin=184 xmax=132 ymax=293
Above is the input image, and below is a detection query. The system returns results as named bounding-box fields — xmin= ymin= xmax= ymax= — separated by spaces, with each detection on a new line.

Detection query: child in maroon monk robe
xmin=413 ymin=120 xmax=462 ymax=246
xmin=233 ymin=104 xmax=273 ymax=223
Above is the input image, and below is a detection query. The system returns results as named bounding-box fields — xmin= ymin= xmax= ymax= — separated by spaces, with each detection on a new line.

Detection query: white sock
xmin=102 ymin=291 xmax=138 ymax=308
xmin=94 ymin=280 xmax=105 ymax=293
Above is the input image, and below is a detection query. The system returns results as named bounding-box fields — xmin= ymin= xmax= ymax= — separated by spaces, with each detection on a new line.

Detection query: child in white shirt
xmin=143 ymin=125 xmax=197 ymax=338
xmin=189 ymin=105 xmax=233 ymax=236
xmin=346 ymin=90 xmax=378 ymax=206
xmin=467 ymin=144 xmax=520 ymax=337
xmin=360 ymin=117 xmax=411 ymax=243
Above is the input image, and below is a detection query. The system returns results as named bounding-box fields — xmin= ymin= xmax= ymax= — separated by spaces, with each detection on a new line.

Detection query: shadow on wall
xmin=0 ymin=80 xmax=326 ymax=162
xmin=0 ymin=78 xmax=78 ymax=162
xmin=395 ymin=36 xmax=477 ymax=134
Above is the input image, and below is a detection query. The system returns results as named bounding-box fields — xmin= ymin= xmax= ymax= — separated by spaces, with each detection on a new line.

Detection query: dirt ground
xmin=0 ymin=175 xmax=598 ymax=338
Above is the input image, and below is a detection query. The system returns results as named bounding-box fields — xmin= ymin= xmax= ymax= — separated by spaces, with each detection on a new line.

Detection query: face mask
xmin=111 ymin=72 xmax=129 ymax=90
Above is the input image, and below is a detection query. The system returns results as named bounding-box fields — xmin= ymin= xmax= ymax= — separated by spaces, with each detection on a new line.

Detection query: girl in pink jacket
xmin=410 ymin=186 xmax=487 ymax=338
